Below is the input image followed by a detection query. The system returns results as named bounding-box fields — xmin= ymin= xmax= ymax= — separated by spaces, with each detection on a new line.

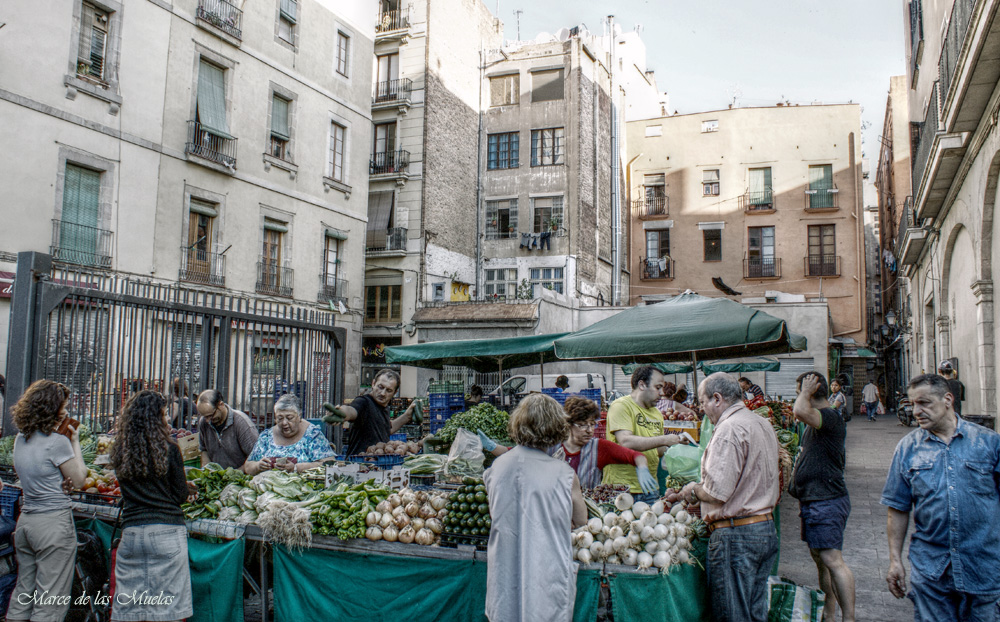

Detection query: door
xmin=262 ymin=228 xmax=282 ymax=289
xmin=375 ymin=54 xmax=399 ymax=101
xmin=373 ymin=122 xmax=396 ymax=172
xmin=808 ymin=224 xmax=836 ymax=276
xmin=187 ymin=212 xmax=213 ymax=277
xmin=748 ymin=226 xmax=775 ymax=277
xmin=748 ymin=167 xmax=772 ymax=208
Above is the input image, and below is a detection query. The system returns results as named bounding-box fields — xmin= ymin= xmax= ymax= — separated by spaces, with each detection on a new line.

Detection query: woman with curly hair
xmin=110 ymin=390 xmax=193 ymax=622
xmin=7 ymin=379 xmax=87 ymax=622
xmin=485 ymin=394 xmax=587 ymax=622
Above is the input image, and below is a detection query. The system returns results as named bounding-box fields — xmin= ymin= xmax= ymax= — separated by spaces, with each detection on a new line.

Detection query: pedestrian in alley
xmin=881 ymin=373 xmax=1000 ymax=621
xmin=791 ymin=372 xmax=856 ymax=622
xmin=680 ymin=373 xmax=779 ymax=622
xmin=862 ymin=378 xmax=880 ymax=421
xmin=936 ymin=360 xmax=965 ymax=416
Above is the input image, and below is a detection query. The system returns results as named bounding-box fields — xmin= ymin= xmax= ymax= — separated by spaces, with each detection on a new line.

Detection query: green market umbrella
xmin=384 ymin=332 xmax=571 ymax=374
xmin=622 ymin=357 xmax=781 ymax=377
xmin=621 ymin=362 xmax=696 ymax=376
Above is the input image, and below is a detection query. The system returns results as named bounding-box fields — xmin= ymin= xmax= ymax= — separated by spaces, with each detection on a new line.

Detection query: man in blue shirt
xmin=881 ymin=373 xmax=1000 ymax=621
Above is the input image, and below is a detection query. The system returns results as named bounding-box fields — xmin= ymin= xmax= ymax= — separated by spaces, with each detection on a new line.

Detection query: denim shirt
xmin=880 ymin=417 xmax=1000 ymax=592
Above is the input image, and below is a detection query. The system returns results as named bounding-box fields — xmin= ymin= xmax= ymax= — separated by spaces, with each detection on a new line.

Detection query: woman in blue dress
xmin=243 ymin=394 xmax=335 ymax=475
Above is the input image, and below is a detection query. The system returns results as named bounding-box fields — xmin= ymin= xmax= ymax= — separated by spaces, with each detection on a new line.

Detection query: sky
xmin=501 ymin=0 xmax=906 ymax=162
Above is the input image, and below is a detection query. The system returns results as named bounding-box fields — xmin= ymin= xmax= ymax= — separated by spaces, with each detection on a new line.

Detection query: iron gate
xmin=4 ymin=252 xmax=346 ymax=435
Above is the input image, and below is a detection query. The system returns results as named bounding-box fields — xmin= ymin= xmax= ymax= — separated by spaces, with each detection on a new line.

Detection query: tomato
xmin=83 ymin=477 xmax=96 ymax=489
xmin=97 ymin=484 xmax=110 ymax=493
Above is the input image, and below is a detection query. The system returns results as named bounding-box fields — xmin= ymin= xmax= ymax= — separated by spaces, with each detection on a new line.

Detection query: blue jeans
xmin=865 ymin=401 xmax=878 ymax=420
xmin=707 ymin=519 xmax=778 ymax=622
xmin=909 ymin=563 xmax=1000 ymax=622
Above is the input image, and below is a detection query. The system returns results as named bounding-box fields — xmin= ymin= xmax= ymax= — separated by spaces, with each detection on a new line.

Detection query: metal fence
xmin=197 ymin=0 xmax=243 ymax=39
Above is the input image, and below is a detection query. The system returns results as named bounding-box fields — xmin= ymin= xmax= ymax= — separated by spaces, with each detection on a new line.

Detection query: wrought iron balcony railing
xmin=256 ymin=260 xmax=293 ymax=297
xmin=740 ymin=188 xmax=774 ymax=212
xmin=805 ymin=186 xmax=839 ymax=210
xmin=374 ymin=78 xmax=413 ymax=104
xmin=938 ymin=0 xmax=975 ymax=107
xmin=641 ymin=257 xmax=674 ymax=280
xmin=630 ymin=197 xmax=668 ymax=218
xmin=186 ymin=121 xmax=237 ymax=169
xmin=369 ymin=150 xmax=410 ymax=175
xmin=197 ymin=0 xmax=243 ymax=39
xmin=50 ymin=219 xmax=113 ymax=268
xmin=744 ymin=257 xmax=781 ymax=279
xmin=376 ymin=9 xmax=409 ymax=33
xmin=318 ymin=274 xmax=348 ymax=303
xmin=179 ymin=246 xmax=226 ymax=286
xmin=911 ymin=81 xmax=940 ymax=198
xmin=804 ymin=255 xmax=841 ymax=277
xmin=366 ymin=227 xmax=407 ymax=255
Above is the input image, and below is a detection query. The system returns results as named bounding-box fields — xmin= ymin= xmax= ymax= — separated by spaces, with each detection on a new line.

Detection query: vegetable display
xmin=441 ymin=478 xmax=490 ymax=545
xmin=365 ymin=440 xmax=421 ymax=456
xmin=363 ymin=487 xmax=449 ymax=546
xmin=182 ymin=463 xmax=251 ymax=519
xmin=434 ymin=404 xmax=512 ymax=448
xmin=403 ymin=454 xmax=447 ymax=475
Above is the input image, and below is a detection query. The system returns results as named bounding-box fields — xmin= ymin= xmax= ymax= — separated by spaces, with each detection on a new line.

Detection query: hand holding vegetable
xmin=477 ymin=431 xmax=498 ymax=452
xmin=322 ymin=402 xmax=347 ymax=424
xmin=635 ymin=466 xmax=658 ymax=495
xmin=407 ymin=401 xmax=423 ymax=424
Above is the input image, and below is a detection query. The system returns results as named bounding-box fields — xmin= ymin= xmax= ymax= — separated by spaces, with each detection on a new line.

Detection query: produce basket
xmin=408 ymin=473 xmax=436 ymax=487
xmin=0 ymin=486 xmax=21 ymax=519
xmin=0 ymin=465 xmax=17 ymax=486
xmin=70 ymin=491 xmax=120 ymax=507
xmin=439 ymin=531 xmax=488 ymax=551
xmin=389 ymin=433 xmax=407 ymax=442
xmin=335 ymin=454 xmax=405 ymax=468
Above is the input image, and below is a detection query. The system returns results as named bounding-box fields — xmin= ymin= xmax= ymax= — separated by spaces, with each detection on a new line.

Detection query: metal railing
xmin=369 ymin=150 xmax=410 ymax=175
xmin=641 ymin=257 xmax=674 ymax=279
xmin=804 ymin=255 xmax=841 ymax=277
xmin=939 ymin=0 xmax=976 ymax=106
xmin=318 ymin=274 xmax=349 ymax=303
xmin=805 ymin=185 xmax=839 ymax=209
xmin=376 ymin=9 xmax=409 ymax=33
xmin=374 ymin=78 xmax=413 ymax=104
xmin=256 ymin=261 xmax=293 ymax=297
xmin=50 ymin=220 xmax=113 ymax=268
xmin=179 ymin=246 xmax=226 ymax=287
xmin=740 ymin=188 xmax=774 ymax=212
xmin=630 ymin=197 xmax=668 ymax=218
xmin=367 ymin=227 xmax=407 ymax=254
xmin=912 ymin=81 xmax=940 ymax=196
xmin=744 ymin=257 xmax=781 ymax=279
xmin=894 ymin=196 xmax=923 ymax=260
xmin=196 ymin=0 xmax=243 ymax=39
xmin=186 ymin=121 xmax=237 ymax=169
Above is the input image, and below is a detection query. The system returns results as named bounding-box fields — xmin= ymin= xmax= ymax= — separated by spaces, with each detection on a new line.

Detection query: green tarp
xmin=609 ymin=539 xmax=709 ymax=620
xmin=554 ymin=293 xmax=807 ymax=364
xmin=189 ymin=536 xmax=244 ymax=622
xmin=385 ymin=332 xmax=570 ymax=373
xmin=623 ymin=357 xmax=782 ymax=377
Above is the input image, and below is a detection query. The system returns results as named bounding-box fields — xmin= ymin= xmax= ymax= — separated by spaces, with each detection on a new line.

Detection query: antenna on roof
xmin=514 ymin=9 xmax=523 ymax=40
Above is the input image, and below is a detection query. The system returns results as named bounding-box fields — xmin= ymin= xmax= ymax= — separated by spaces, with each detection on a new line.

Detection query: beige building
xmin=625 ymin=104 xmax=868 ymax=351
xmin=896 ymin=0 xmax=1000 ymax=418
xmin=0 ymin=0 xmax=375 ymax=394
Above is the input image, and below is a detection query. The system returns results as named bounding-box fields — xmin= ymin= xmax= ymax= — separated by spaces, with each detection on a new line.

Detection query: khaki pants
xmin=6 ymin=508 xmax=76 ymax=622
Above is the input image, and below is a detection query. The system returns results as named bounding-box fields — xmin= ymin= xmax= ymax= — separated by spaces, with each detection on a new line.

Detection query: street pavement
xmin=777 ymin=413 xmax=914 ymax=622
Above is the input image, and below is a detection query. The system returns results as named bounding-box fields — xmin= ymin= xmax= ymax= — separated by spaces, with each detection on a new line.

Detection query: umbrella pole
xmin=498 ymin=359 xmax=504 ymax=408
xmin=540 ymin=354 xmax=545 ymax=388
xmin=691 ymin=352 xmax=699 ymax=404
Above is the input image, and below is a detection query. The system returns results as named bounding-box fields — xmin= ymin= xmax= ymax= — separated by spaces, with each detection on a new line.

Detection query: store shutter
xmin=764 ymin=358 xmax=816 ymax=400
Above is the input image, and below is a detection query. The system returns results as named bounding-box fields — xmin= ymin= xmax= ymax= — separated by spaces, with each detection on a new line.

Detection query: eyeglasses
xmin=572 ymin=422 xmax=597 ymax=430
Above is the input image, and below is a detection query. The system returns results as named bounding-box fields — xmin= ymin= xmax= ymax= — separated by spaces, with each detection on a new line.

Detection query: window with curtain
xmin=645 ymin=230 xmax=670 ymax=259
xmin=643 ymin=174 xmax=666 ymax=214
xmin=196 ymin=60 xmax=230 ymax=137
xmin=530 ymin=128 xmax=564 ymax=166
xmin=59 ymin=163 xmax=102 ymax=265
xmin=748 ymin=167 xmax=772 ymax=208
xmin=336 ymin=31 xmax=350 ymax=76
xmin=329 ymin=122 xmax=345 ymax=181
xmin=77 ymin=2 xmax=110 ymax=82
xmin=270 ymin=94 xmax=291 ymax=160
xmin=702 ymin=169 xmax=720 ymax=196
xmin=703 ymin=229 xmax=722 ymax=261
xmin=807 ymin=224 xmax=837 ymax=276
xmin=375 ymin=54 xmax=400 ymax=101
xmin=530 ymin=268 xmax=564 ymax=295
xmin=485 ymin=199 xmax=518 ymax=239
xmin=532 ymin=196 xmax=564 ymax=233
xmin=531 ymin=69 xmax=564 ymax=102
xmin=490 ymin=74 xmax=519 ymax=106
xmin=808 ymin=164 xmax=835 ymax=208
xmin=487 ymin=132 xmax=519 ymax=170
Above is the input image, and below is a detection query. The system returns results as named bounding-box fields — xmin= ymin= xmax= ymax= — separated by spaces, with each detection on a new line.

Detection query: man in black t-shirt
xmin=791 ymin=372 xmax=856 ymax=622
xmin=938 ymin=360 xmax=966 ymax=416
xmin=322 ymin=369 xmax=421 ymax=456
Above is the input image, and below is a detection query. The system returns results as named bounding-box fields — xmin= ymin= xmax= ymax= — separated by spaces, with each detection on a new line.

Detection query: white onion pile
xmin=572 ymin=492 xmax=697 ymax=571
xmin=364 ymin=487 xmax=448 ymax=546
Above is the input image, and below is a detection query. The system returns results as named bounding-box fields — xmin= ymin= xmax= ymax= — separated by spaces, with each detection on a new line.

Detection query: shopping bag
xmin=877 ymin=402 xmax=886 ymax=415
xmin=443 ymin=428 xmax=485 ymax=478
xmin=859 ymin=403 xmax=867 ymax=415
xmin=767 ymin=576 xmax=825 ymax=622
xmin=660 ymin=443 xmax=702 ymax=484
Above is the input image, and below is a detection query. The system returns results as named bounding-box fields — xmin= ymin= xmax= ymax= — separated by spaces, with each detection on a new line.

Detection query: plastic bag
xmin=660 ymin=443 xmax=702 ymax=484
xmin=767 ymin=576 xmax=825 ymax=622
xmin=443 ymin=428 xmax=485 ymax=479
xmin=876 ymin=401 xmax=886 ymax=415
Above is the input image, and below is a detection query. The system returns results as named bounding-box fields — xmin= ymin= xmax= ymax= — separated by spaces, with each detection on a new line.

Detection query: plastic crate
xmin=0 ymin=487 xmax=21 ymax=518
xmin=400 ymin=424 xmax=423 ymax=440
xmin=541 ymin=387 xmax=561 ymax=395
xmin=408 ymin=473 xmax=436 ymax=487
xmin=579 ymin=388 xmax=602 ymax=402
xmin=429 ymin=394 xmax=450 ymax=409
xmin=430 ymin=421 xmax=448 ymax=434
xmin=594 ymin=421 xmax=607 ymax=439
xmin=389 ymin=433 xmax=407 ymax=442
xmin=0 ymin=465 xmax=17 ymax=486
xmin=335 ymin=454 xmax=405 ymax=468
xmin=69 ymin=490 xmax=119 ymax=507
xmin=440 ymin=531 xmax=489 ymax=551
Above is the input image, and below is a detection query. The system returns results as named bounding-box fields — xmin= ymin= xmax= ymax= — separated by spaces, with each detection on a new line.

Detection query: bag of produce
xmin=443 ymin=428 xmax=485 ymax=479
xmin=660 ymin=443 xmax=702 ymax=484
xmin=237 ymin=488 xmax=258 ymax=512
xmin=767 ymin=576 xmax=825 ymax=622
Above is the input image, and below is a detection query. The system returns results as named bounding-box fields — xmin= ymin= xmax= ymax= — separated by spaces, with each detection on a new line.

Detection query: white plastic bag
xmin=443 ymin=428 xmax=485 ymax=478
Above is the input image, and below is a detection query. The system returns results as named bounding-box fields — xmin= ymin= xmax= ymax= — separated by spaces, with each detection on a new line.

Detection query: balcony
xmin=938 ymin=0 xmax=976 ymax=112
xmin=50 ymin=219 xmax=113 ymax=268
xmin=366 ymin=227 xmax=407 ymax=257
xmin=376 ymin=9 xmax=409 ymax=38
xmin=179 ymin=246 xmax=226 ymax=287
xmin=256 ymin=260 xmax=293 ymax=298
xmin=740 ymin=189 xmax=774 ymax=213
xmin=630 ymin=197 xmax=669 ymax=219
xmin=318 ymin=274 xmax=349 ymax=304
xmin=196 ymin=0 xmax=243 ymax=40
xmin=186 ymin=121 xmax=237 ymax=171
xmin=804 ymin=186 xmax=839 ymax=210
xmin=743 ymin=257 xmax=781 ymax=279
xmin=369 ymin=150 xmax=410 ymax=179
xmin=804 ymin=255 xmax=841 ymax=278
xmin=640 ymin=257 xmax=674 ymax=280
xmin=896 ymin=197 xmax=929 ymax=268
xmin=373 ymin=78 xmax=413 ymax=112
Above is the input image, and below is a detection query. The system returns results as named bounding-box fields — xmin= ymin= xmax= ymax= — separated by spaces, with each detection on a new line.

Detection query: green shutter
xmin=271 ymin=96 xmax=290 ymax=140
xmin=809 ymin=165 xmax=832 ymax=190
xmin=197 ymin=61 xmax=231 ymax=138
xmin=279 ymin=0 xmax=297 ymax=22
xmin=61 ymin=164 xmax=101 ymax=265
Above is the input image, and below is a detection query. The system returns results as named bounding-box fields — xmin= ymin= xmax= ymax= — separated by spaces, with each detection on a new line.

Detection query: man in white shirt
xmin=862 ymin=380 xmax=879 ymax=422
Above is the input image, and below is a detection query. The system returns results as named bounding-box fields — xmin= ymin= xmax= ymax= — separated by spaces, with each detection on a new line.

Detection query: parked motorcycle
xmin=896 ymin=391 xmax=914 ymax=427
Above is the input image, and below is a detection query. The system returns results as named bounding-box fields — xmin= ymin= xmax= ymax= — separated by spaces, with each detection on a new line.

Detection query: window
xmin=77 ymin=2 xmax=110 ymax=82
xmin=530 ymin=268 xmax=564 ymax=296
xmin=375 ymin=53 xmax=400 ymax=102
xmin=373 ymin=122 xmax=395 ymax=155
xmin=365 ymin=285 xmax=402 ymax=322
xmin=485 ymin=199 xmax=518 ymax=239
xmin=182 ymin=201 xmax=221 ymax=285
xmin=483 ymin=268 xmax=518 ymax=300
xmin=270 ymin=94 xmax=291 ymax=160
xmin=807 ymin=224 xmax=837 ymax=276
xmin=487 ymin=132 xmax=519 ymax=170
xmin=490 ymin=74 xmax=519 ymax=106
xmin=532 ymin=69 xmax=564 ymax=102
xmin=278 ymin=0 xmax=297 ymax=44
xmin=701 ymin=120 xmax=719 ymax=133
xmin=703 ymin=229 xmax=722 ymax=262
xmin=323 ymin=236 xmax=340 ymax=285
xmin=747 ymin=167 xmax=772 ymax=209
xmin=432 ymin=283 xmax=445 ymax=302
xmin=257 ymin=220 xmax=289 ymax=295
xmin=703 ymin=170 xmax=720 ymax=196
xmin=57 ymin=163 xmax=104 ymax=266
xmin=530 ymin=128 xmax=564 ymax=166
xmin=748 ymin=226 xmax=776 ymax=277
xmin=643 ymin=173 xmax=666 ymax=213
xmin=646 ymin=230 xmax=670 ymax=260
xmin=808 ymin=164 xmax=835 ymax=208
xmin=196 ymin=59 xmax=230 ymax=137
xmin=329 ymin=122 xmax=346 ymax=181
xmin=532 ymin=196 xmax=564 ymax=233
xmin=336 ymin=31 xmax=350 ymax=77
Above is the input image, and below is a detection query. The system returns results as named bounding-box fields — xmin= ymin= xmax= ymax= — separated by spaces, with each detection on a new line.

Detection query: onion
xmin=620 ymin=509 xmax=636 ymax=524
xmin=376 ymin=500 xmax=392 ymax=514
xmin=430 ymin=496 xmax=447 ymax=511
xmin=637 ymin=552 xmax=653 ymax=569
xmin=366 ymin=526 xmax=382 ymax=541
xmin=410 ymin=517 xmax=425 ymax=532
xmin=388 ymin=494 xmax=402 ymax=508
xmin=601 ymin=525 xmax=611 ymax=536
xmin=632 ymin=501 xmax=650 ymax=516
xmin=653 ymin=524 xmax=669 ymax=540
xmin=415 ymin=528 xmax=435 ymax=546
xmin=392 ymin=506 xmax=407 ymax=518
xmin=641 ymin=511 xmax=658 ymax=528
xmin=607 ymin=554 xmax=621 ymax=564
xmin=366 ymin=512 xmax=380 ymax=527
xmin=630 ymin=520 xmax=643 ymax=534
xmin=666 ymin=533 xmax=676 ymax=547
xmin=577 ymin=531 xmax=594 ymax=549
xmin=400 ymin=491 xmax=417 ymax=506
xmin=589 ymin=541 xmax=605 ymax=559
xmin=436 ymin=509 xmax=447 ymax=519
xmin=394 ymin=514 xmax=410 ymax=529
xmin=398 ymin=525 xmax=416 ymax=544
xmin=675 ymin=536 xmax=689 ymax=549
xmin=382 ymin=525 xmax=399 ymax=542
xmin=653 ymin=551 xmax=671 ymax=568
xmin=426 ymin=518 xmax=444 ymax=535
xmin=651 ymin=500 xmax=666 ymax=515
xmin=415 ymin=491 xmax=428 ymax=504
xmin=675 ymin=510 xmax=690 ymax=524
xmin=612 ymin=536 xmax=628 ymax=552
xmin=644 ymin=540 xmax=659 ymax=555
xmin=670 ymin=503 xmax=683 ymax=517
xmin=658 ymin=512 xmax=674 ymax=526
xmin=603 ymin=513 xmax=617 ymax=528
xmin=379 ymin=513 xmax=393 ymax=529
xmin=405 ymin=502 xmax=421 ymax=517
xmin=614 ymin=493 xmax=634 ymax=511
xmin=577 ymin=549 xmax=593 ymax=564
xmin=627 ymin=532 xmax=641 ymax=547
xmin=677 ymin=550 xmax=690 ymax=564
xmin=609 ymin=525 xmax=624 ymax=540
xmin=657 ymin=540 xmax=672 ymax=553
xmin=640 ymin=526 xmax=655 ymax=542
xmin=622 ymin=548 xmax=638 ymax=566
xmin=588 ymin=518 xmax=603 ymax=534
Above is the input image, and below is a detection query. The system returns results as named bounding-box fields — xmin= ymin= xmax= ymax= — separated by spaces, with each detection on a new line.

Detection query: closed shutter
xmin=61 ymin=164 xmax=101 ymax=264
xmin=197 ymin=60 xmax=231 ymax=138
xmin=271 ymin=95 xmax=290 ymax=140
xmin=612 ymin=365 xmax=631 ymax=393
xmin=764 ymin=358 xmax=815 ymax=400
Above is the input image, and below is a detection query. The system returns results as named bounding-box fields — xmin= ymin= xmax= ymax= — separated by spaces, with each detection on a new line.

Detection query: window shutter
xmin=280 ymin=0 xmax=297 ymax=23
xmin=89 ymin=25 xmax=107 ymax=79
xmin=197 ymin=61 xmax=231 ymax=138
xmin=271 ymin=96 xmax=290 ymax=140
xmin=78 ymin=9 xmax=95 ymax=65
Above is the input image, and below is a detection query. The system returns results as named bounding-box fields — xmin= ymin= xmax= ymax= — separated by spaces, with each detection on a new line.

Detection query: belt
xmin=707 ymin=512 xmax=773 ymax=533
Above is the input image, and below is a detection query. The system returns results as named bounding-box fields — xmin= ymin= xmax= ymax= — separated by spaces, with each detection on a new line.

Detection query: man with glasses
xmin=323 ymin=368 xmax=421 ymax=456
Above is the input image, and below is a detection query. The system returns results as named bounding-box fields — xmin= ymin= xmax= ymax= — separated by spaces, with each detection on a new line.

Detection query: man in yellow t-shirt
xmin=604 ymin=365 xmax=682 ymax=503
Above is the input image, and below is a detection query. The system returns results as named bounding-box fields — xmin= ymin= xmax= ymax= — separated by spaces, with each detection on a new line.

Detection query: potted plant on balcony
xmin=549 ymin=218 xmax=559 ymax=232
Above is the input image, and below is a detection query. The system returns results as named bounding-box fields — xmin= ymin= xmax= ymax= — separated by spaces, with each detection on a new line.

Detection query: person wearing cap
xmin=937 ymin=360 xmax=965 ymax=416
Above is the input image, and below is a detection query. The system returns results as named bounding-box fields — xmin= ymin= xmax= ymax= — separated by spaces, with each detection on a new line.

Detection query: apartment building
xmin=0 ymin=0 xmax=375 ymax=395
xmin=896 ymin=0 xmax=1000 ymax=418
xmin=625 ymin=104 xmax=867 ymax=352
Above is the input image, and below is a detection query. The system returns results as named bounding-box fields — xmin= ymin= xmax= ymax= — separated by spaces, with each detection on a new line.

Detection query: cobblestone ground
xmin=777 ymin=413 xmax=914 ymax=622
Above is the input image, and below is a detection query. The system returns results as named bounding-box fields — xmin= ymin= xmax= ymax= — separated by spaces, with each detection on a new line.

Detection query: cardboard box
xmin=176 ymin=433 xmax=201 ymax=461
xmin=665 ymin=425 xmax=700 ymax=443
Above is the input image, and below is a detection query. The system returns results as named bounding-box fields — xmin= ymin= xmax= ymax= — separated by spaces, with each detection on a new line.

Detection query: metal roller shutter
xmin=764 ymin=358 xmax=816 ymax=400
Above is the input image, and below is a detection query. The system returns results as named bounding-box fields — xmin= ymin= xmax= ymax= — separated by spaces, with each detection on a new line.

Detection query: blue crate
xmin=0 ymin=487 xmax=22 ymax=518
xmin=541 ymin=387 xmax=561 ymax=395
xmin=389 ymin=433 xmax=407 ymax=442
xmin=429 ymin=394 xmax=450 ymax=408
xmin=548 ymin=392 xmax=569 ymax=405
xmin=429 ymin=421 xmax=448 ymax=434
xmin=335 ymin=454 xmax=405 ymax=468
xmin=579 ymin=388 xmax=601 ymax=399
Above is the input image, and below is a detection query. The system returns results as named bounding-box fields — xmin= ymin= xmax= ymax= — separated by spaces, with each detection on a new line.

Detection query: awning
xmin=385 ymin=332 xmax=570 ymax=373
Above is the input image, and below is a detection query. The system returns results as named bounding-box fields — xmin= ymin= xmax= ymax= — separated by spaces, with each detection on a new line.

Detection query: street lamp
xmin=886 ymin=310 xmax=897 ymax=326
